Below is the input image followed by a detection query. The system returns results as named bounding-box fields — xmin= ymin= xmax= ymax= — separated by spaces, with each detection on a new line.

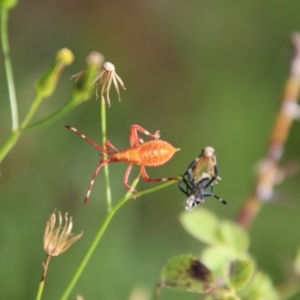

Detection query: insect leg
xmin=203 ymin=164 xmax=219 ymax=189
xmin=140 ymin=166 xmax=179 ymax=182
xmin=178 ymin=175 xmax=195 ymax=196
xmin=105 ymin=140 xmax=119 ymax=152
xmin=84 ymin=158 xmax=111 ymax=203
xmin=202 ymin=191 xmax=227 ymax=205
xmin=130 ymin=124 xmax=160 ymax=147
xmin=123 ymin=163 xmax=137 ymax=194
xmin=66 ymin=125 xmax=109 ymax=154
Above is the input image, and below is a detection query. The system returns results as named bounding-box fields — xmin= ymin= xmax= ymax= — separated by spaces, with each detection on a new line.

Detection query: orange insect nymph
xmin=66 ymin=124 xmax=180 ymax=203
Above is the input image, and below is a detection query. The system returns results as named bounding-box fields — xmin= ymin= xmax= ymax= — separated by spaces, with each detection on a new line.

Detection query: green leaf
xmin=179 ymin=209 xmax=220 ymax=245
xmin=159 ymin=255 xmax=214 ymax=293
xmin=238 ymin=271 xmax=279 ymax=300
xmin=228 ymin=259 xmax=253 ymax=291
xmin=218 ymin=221 xmax=250 ymax=254
xmin=201 ymin=246 xmax=235 ymax=274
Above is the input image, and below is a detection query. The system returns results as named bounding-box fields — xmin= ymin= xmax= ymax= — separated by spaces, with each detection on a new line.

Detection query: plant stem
xmin=100 ymin=96 xmax=112 ymax=211
xmin=60 ymin=179 xmax=177 ymax=300
xmin=24 ymin=98 xmax=79 ymax=131
xmin=36 ymin=254 xmax=52 ymax=300
xmin=0 ymin=93 xmax=79 ymax=164
xmin=20 ymin=95 xmax=43 ymax=129
xmin=1 ymin=8 xmax=19 ymax=130
xmin=0 ymin=130 xmax=20 ymax=164
xmin=236 ymin=32 xmax=300 ymax=228
xmin=0 ymin=93 xmax=43 ymax=164
xmin=60 ymin=177 xmax=139 ymax=300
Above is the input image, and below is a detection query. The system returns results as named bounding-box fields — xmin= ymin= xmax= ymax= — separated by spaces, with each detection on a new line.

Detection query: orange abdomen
xmin=138 ymin=140 xmax=179 ymax=166
xmin=112 ymin=140 xmax=179 ymax=166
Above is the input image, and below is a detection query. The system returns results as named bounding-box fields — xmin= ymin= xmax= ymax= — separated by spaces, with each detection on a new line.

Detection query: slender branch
xmin=0 ymin=93 xmax=43 ymax=164
xmin=24 ymin=97 xmax=79 ymax=131
xmin=236 ymin=32 xmax=300 ymax=228
xmin=100 ymin=96 xmax=112 ymax=211
xmin=0 ymin=130 xmax=21 ymax=164
xmin=1 ymin=8 xmax=19 ymax=130
xmin=60 ymin=179 xmax=178 ymax=300
xmin=20 ymin=95 xmax=43 ymax=129
xmin=60 ymin=177 xmax=140 ymax=300
xmin=36 ymin=255 xmax=52 ymax=300
xmin=0 ymin=94 xmax=79 ymax=164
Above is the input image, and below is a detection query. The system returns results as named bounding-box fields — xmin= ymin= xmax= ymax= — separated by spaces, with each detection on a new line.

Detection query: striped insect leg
xmin=84 ymin=158 xmax=111 ymax=203
xmin=140 ymin=165 xmax=179 ymax=182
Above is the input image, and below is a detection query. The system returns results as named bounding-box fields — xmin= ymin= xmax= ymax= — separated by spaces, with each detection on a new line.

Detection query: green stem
xmin=101 ymin=96 xmax=112 ymax=211
xmin=0 ymin=94 xmax=79 ymax=164
xmin=0 ymin=130 xmax=20 ymax=164
xmin=60 ymin=177 xmax=139 ymax=300
xmin=0 ymin=93 xmax=43 ymax=164
xmin=35 ymin=281 xmax=45 ymax=300
xmin=60 ymin=179 xmax=177 ymax=300
xmin=1 ymin=8 xmax=19 ymax=130
xmin=20 ymin=95 xmax=43 ymax=129
xmin=36 ymin=255 xmax=52 ymax=300
xmin=0 ymin=94 xmax=43 ymax=164
xmin=24 ymin=98 xmax=79 ymax=131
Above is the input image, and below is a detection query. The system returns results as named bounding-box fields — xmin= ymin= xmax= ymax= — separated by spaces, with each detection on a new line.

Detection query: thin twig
xmin=1 ymin=9 xmax=19 ymax=130
xmin=101 ymin=96 xmax=112 ymax=211
xmin=60 ymin=179 xmax=177 ymax=300
xmin=60 ymin=177 xmax=140 ymax=300
xmin=236 ymin=33 xmax=300 ymax=228
xmin=35 ymin=255 xmax=52 ymax=300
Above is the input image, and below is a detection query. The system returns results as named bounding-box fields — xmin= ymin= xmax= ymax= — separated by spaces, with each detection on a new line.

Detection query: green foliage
xmin=218 ymin=221 xmax=250 ymax=255
xmin=159 ymin=208 xmax=280 ymax=299
xmin=228 ymin=259 xmax=253 ymax=291
xmin=159 ymin=255 xmax=214 ymax=293
xmin=238 ymin=271 xmax=280 ymax=300
xmin=0 ymin=0 xmax=18 ymax=9
xmin=179 ymin=209 xmax=221 ymax=245
xmin=179 ymin=209 xmax=250 ymax=255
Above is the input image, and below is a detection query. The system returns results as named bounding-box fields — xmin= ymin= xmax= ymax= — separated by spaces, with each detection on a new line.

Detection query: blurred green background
xmin=1 ymin=1 xmax=300 ymax=299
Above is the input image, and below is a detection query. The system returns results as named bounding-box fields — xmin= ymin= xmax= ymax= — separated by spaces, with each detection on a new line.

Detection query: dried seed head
xmin=95 ymin=61 xmax=126 ymax=106
xmin=43 ymin=210 xmax=83 ymax=256
xmin=71 ymin=60 xmax=126 ymax=106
